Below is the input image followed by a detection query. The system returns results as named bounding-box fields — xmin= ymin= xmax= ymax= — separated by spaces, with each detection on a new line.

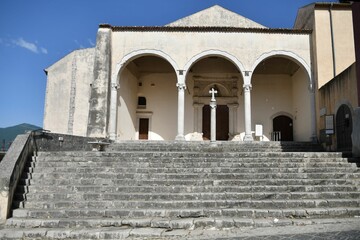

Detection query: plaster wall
xmin=292 ymin=69 xmax=312 ymax=141
xmin=44 ymin=48 xmax=94 ymax=136
xmin=112 ymin=31 xmax=311 ymax=76
xmin=314 ymin=9 xmax=355 ymax=88
xmin=251 ymin=74 xmax=293 ymax=140
xmin=318 ymin=64 xmax=358 ymax=150
xmin=136 ymin=73 xmax=178 ymax=140
xmin=117 ymin=68 xmax=138 ymax=140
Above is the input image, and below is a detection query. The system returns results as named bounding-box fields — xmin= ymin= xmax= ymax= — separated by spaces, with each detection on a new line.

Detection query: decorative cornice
xmin=107 ymin=25 xmax=312 ymax=35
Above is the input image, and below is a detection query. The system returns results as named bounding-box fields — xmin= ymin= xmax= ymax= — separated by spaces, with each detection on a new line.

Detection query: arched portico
xmin=250 ymin=51 xmax=316 ymax=141
xmin=181 ymin=50 xmax=253 ymax=141
xmin=109 ymin=50 xmax=179 ymax=141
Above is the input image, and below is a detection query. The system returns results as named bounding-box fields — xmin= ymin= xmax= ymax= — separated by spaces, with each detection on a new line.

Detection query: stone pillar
xmin=175 ymin=83 xmax=186 ymax=140
xmin=352 ymin=107 xmax=360 ymax=157
xmin=210 ymin=100 xmax=217 ymax=142
xmin=108 ymin=82 xmax=118 ymax=141
xmin=243 ymin=83 xmax=253 ymax=141
xmin=87 ymin=25 xmax=112 ymax=138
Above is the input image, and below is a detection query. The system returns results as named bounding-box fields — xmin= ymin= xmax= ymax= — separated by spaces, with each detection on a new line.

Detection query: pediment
xmin=166 ymin=5 xmax=267 ymax=28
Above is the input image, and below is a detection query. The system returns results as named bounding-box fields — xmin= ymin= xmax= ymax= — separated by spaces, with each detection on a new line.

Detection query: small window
xmin=138 ymin=97 xmax=146 ymax=109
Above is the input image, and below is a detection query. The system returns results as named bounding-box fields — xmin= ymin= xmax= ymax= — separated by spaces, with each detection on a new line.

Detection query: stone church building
xmin=43 ymin=2 xmax=360 ymax=155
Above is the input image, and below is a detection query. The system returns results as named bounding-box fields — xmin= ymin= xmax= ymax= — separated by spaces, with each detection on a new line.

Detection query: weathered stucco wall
xmin=44 ymin=48 xmax=94 ymax=136
xmin=117 ymin=68 xmax=138 ymax=140
xmin=318 ymin=64 xmax=358 ymax=150
xmin=314 ymin=8 xmax=355 ymax=88
xmin=111 ymin=31 xmax=311 ymax=75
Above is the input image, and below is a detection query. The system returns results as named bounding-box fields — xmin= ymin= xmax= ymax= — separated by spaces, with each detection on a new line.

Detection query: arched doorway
xmin=273 ymin=115 xmax=293 ymax=141
xmin=336 ymin=104 xmax=352 ymax=151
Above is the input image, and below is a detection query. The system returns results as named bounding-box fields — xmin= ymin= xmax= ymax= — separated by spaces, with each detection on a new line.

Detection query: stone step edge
xmin=2 ymin=217 xmax=360 ymax=240
xmin=3 ymin=216 xmax=360 ymax=234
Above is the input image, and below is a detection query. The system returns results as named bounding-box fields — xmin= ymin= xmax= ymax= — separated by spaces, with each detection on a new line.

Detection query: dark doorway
xmin=336 ymin=105 xmax=352 ymax=151
xmin=139 ymin=118 xmax=149 ymax=140
xmin=273 ymin=115 xmax=293 ymax=141
xmin=202 ymin=105 xmax=229 ymax=140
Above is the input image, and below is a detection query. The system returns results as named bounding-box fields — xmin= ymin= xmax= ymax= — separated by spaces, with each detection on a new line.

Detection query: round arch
xmin=183 ymin=50 xmax=246 ymax=82
xmin=112 ymin=49 xmax=179 ymax=86
xmin=250 ymin=50 xmax=313 ymax=90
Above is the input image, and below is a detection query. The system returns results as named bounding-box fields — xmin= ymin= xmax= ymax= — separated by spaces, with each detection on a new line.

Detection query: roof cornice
xmin=99 ymin=25 xmax=312 ymax=35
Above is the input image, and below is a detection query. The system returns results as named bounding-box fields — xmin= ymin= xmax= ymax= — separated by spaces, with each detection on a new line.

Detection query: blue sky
xmin=0 ymin=0 xmax=338 ymax=128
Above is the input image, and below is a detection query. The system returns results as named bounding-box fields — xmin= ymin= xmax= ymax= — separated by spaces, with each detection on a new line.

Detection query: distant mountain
xmin=0 ymin=123 xmax=41 ymax=150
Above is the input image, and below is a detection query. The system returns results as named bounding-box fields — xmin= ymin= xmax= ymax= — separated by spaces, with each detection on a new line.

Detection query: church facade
xmin=43 ymin=3 xmax=360 ymax=154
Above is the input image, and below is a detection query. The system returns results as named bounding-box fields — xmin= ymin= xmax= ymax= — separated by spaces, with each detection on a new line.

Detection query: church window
xmin=138 ymin=97 xmax=146 ymax=109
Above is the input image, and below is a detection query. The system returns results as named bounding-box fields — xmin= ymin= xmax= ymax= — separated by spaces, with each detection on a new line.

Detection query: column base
xmin=175 ymin=135 xmax=185 ymax=141
xmin=243 ymin=134 xmax=254 ymax=142
xmin=109 ymin=133 xmax=116 ymax=141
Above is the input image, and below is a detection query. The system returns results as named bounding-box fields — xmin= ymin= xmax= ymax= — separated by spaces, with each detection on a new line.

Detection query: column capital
xmin=111 ymin=83 xmax=118 ymax=90
xmin=243 ymin=83 xmax=252 ymax=91
xmin=210 ymin=100 xmax=217 ymax=109
xmin=176 ymin=83 xmax=186 ymax=90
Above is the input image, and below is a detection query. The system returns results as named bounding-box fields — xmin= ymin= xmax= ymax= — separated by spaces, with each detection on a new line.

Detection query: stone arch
xmin=183 ymin=50 xmax=246 ymax=83
xmin=113 ymin=49 xmax=179 ymax=86
xmin=270 ymin=112 xmax=294 ymax=121
xmin=250 ymin=50 xmax=313 ymax=90
xmin=108 ymin=49 xmax=179 ymax=141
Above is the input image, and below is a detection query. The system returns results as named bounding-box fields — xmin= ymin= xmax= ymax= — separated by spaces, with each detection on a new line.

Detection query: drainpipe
xmin=329 ymin=3 xmax=337 ymax=78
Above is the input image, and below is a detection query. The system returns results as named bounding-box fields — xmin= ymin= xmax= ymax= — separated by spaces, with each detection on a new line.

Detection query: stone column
xmin=175 ymin=83 xmax=186 ymax=140
xmin=210 ymin=100 xmax=217 ymax=142
xmin=108 ymin=82 xmax=118 ymax=141
xmin=243 ymin=83 xmax=253 ymax=141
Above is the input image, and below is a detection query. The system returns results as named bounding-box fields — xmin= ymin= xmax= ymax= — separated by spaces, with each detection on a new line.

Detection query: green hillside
xmin=0 ymin=123 xmax=41 ymax=150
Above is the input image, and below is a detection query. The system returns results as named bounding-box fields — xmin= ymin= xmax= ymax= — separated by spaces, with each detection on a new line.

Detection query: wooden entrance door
xmin=273 ymin=115 xmax=293 ymax=141
xmin=139 ymin=118 xmax=149 ymax=140
xmin=202 ymin=105 xmax=229 ymax=140
xmin=336 ymin=105 xmax=352 ymax=151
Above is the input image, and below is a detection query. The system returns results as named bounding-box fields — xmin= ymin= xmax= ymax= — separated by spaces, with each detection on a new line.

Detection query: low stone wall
xmin=34 ymin=132 xmax=101 ymax=152
xmin=0 ymin=152 xmax=5 ymax=162
xmin=0 ymin=133 xmax=33 ymax=223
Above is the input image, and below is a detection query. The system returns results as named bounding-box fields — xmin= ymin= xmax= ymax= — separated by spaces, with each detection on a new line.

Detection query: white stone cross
xmin=209 ymin=88 xmax=218 ymax=101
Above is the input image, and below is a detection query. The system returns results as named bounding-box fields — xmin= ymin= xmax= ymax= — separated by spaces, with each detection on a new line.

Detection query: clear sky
xmin=0 ymin=0 xmax=339 ymax=128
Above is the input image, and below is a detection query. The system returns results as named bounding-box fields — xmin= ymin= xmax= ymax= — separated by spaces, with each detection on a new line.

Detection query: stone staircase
xmin=1 ymin=141 xmax=360 ymax=239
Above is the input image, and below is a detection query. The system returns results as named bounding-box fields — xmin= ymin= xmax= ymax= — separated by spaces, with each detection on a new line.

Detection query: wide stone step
xmin=27 ymin=166 xmax=358 ymax=175
xmin=20 ymin=178 xmax=355 ymax=187
xmin=11 ymin=205 xmax=360 ymax=219
xmin=34 ymin=161 xmax=357 ymax=169
xmin=36 ymin=151 xmax=344 ymax=159
xmin=21 ymin=184 xmax=358 ymax=194
xmin=19 ymin=191 xmax=360 ymax=203
xmin=4 ymin=218 xmax=360 ymax=240
xmin=27 ymin=172 xmax=360 ymax=182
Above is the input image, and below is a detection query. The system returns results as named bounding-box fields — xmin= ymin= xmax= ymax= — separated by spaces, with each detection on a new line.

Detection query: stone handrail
xmin=0 ymin=132 xmax=34 ymax=223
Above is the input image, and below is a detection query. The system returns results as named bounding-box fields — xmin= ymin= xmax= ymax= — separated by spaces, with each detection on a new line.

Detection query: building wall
xmin=318 ymin=63 xmax=358 ymax=150
xmin=314 ymin=8 xmax=356 ymax=88
xmin=111 ymin=31 xmax=311 ymax=77
xmin=44 ymin=49 xmax=94 ymax=136
xmin=117 ymin=68 xmax=138 ymax=140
